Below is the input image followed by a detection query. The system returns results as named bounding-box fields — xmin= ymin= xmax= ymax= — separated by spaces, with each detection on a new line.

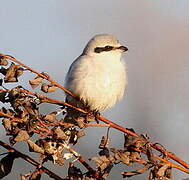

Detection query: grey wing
xmin=65 ymin=55 xmax=82 ymax=88
xmin=65 ymin=55 xmax=90 ymax=88
xmin=65 ymin=55 xmax=90 ymax=108
xmin=65 ymin=60 xmax=77 ymax=87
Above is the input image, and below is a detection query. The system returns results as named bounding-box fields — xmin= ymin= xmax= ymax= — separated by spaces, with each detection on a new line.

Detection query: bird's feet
xmin=87 ymin=110 xmax=100 ymax=123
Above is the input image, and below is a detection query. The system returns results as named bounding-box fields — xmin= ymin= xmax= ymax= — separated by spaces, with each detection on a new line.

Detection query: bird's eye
xmin=94 ymin=46 xmax=114 ymax=53
xmin=105 ymin=46 xmax=113 ymax=51
xmin=94 ymin=47 xmax=102 ymax=53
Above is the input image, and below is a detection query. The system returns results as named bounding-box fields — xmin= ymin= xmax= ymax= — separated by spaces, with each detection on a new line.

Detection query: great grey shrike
xmin=65 ymin=34 xmax=128 ymax=120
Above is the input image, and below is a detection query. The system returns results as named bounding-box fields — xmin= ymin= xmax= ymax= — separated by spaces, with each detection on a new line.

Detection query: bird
xmin=64 ymin=34 xmax=128 ymax=124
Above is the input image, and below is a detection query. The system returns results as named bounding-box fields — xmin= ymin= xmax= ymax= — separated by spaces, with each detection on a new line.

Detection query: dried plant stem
xmin=97 ymin=115 xmax=189 ymax=170
xmin=1 ymin=54 xmax=189 ymax=175
xmin=63 ymin=144 xmax=99 ymax=178
xmin=2 ymin=54 xmax=77 ymax=98
xmin=0 ymin=140 xmax=63 ymax=180
xmin=154 ymin=155 xmax=189 ymax=174
xmin=0 ymin=110 xmax=99 ymax=178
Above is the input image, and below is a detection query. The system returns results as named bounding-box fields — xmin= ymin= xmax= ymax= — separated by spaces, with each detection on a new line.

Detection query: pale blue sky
xmin=0 ymin=1 xmax=189 ymax=179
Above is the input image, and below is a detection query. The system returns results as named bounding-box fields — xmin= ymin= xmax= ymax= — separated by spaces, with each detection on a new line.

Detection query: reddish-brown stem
xmin=1 ymin=54 xmax=189 ymax=173
xmin=65 ymin=145 xmax=99 ymax=178
xmin=154 ymin=155 xmax=189 ymax=174
xmin=2 ymin=54 xmax=77 ymax=98
xmin=96 ymin=114 xmax=138 ymax=137
xmin=0 ymin=111 xmax=99 ymax=177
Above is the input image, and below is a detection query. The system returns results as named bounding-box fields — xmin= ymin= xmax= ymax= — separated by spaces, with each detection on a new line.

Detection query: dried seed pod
xmin=29 ymin=76 xmax=43 ymax=89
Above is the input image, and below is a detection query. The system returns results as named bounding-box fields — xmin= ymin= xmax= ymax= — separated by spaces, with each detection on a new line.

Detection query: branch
xmin=1 ymin=53 xmax=189 ymax=177
xmin=0 ymin=140 xmax=63 ymax=180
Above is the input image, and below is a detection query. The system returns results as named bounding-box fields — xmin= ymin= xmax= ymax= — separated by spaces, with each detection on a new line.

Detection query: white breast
xmin=65 ymin=53 xmax=127 ymax=111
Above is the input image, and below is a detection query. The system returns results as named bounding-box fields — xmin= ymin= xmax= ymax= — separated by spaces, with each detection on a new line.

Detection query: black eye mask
xmin=94 ymin=46 xmax=114 ymax=53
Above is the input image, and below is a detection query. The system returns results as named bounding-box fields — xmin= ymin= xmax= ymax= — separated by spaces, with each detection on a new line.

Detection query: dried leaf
xmin=2 ymin=118 xmax=11 ymax=131
xmin=111 ymin=149 xmax=130 ymax=165
xmin=15 ymin=67 xmax=24 ymax=77
xmin=5 ymin=77 xmax=17 ymax=82
xmin=124 ymin=134 xmax=147 ymax=149
xmin=41 ymin=83 xmax=58 ymax=93
xmin=0 ymin=67 xmax=7 ymax=75
xmin=0 ymin=59 xmax=8 ymax=66
xmin=53 ymin=127 xmax=69 ymax=140
xmin=14 ymin=130 xmax=30 ymax=142
xmin=68 ymin=163 xmax=83 ymax=180
xmin=29 ymin=169 xmax=42 ymax=180
xmin=0 ymin=79 xmax=3 ymax=86
xmin=53 ymin=157 xmax=64 ymax=166
xmin=122 ymin=164 xmax=152 ymax=178
xmin=27 ymin=140 xmax=44 ymax=154
xmin=157 ymin=164 xmax=171 ymax=177
xmin=20 ymin=173 xmax=31 ymax=180
xmin=150 ymin=165 xmax=172 ymax=180
xmin=91 ymin=156 xmax=114 ymax=171
xmin=77 ymin=130 xmax=85 ymax=138
xmin=64 ymin=127 xmax=79 ymax=145
xmin=20 ymin=174 xmax=27 ymax=180
xmin=29 ymin=76 xmax=43 ymax=89
xmin=43 ymin=141 xmax=57 ymax=155
xmin=43 ymin=112 xmax=57 ymax=122
xmin=77 ymin=117 xmax=85 ymax=128
xmin=99 ymin=148 xmax=110 ymax=157
xmin=0 ymin=153 xmax=17 ymax=179
xmin=63 ymin=153 xmax=73 ymax=160
xmin=4 ymin=63 xmax=20 ymax=83
xmin=47 ymin=86 xmax=58 ymax=93
xmin=40 ymin=83 xmax=48 ymax=93
xmin=84 ymin=176 xmax=96 ymax=180
xmin=0 ymin=91 xmax=7 ymax=103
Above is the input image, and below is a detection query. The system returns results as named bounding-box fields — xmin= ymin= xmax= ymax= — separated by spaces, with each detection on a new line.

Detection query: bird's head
xmin=83 ymin=34 xmax=128 ymax=57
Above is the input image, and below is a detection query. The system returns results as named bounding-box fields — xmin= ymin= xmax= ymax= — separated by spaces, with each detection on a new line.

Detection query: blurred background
xmin=0 ymin=0 xmax=189 ymax=179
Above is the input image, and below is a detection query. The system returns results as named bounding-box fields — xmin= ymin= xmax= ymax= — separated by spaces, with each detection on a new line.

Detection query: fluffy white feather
xmin=65 ymin=34 xmax=128 ymax=111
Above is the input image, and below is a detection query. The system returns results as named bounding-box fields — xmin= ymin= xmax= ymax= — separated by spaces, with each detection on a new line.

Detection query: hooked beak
xmin=117 ymin=46 xmax=128 ymax=52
